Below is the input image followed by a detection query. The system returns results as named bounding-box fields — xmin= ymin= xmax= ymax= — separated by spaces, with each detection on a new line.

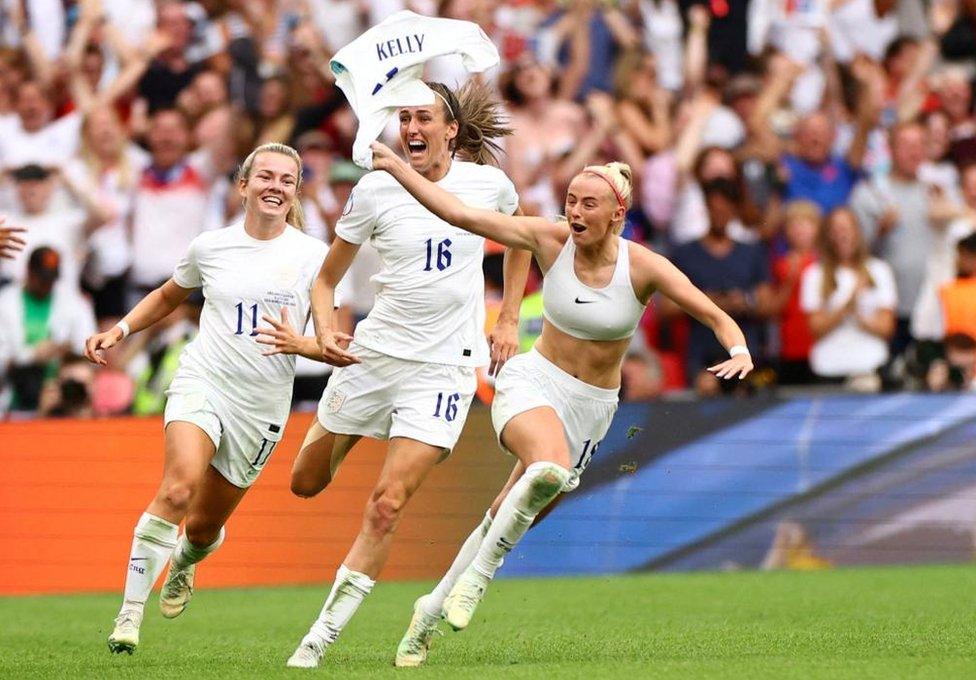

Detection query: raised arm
xmin=85 ymin=279 xmax=193 ymax=365
xmin=370 ymin=142 xmax=552 ymax=253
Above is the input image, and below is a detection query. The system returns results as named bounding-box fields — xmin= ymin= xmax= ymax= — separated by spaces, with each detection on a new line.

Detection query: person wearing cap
xmin=0 ymin=246 xmax=97 ymax=412
xmin=0 ymin=163 xmax=111 ymax=289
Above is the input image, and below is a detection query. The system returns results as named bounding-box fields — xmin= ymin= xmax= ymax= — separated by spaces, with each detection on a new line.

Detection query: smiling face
xmin=239 ymin=151 xmax=300 ymax=222
xmin=398 ymin=98 xmax=458 ymax=179
xmin=564 ymin=174 xmax=625 ymax=247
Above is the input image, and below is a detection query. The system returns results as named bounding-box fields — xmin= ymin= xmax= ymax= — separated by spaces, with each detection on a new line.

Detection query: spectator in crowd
xmin=65 ymin=106 xmax=149 ymax=321
xmin=670 ymin=178 xmax=772 ymax=391
xmin=137 ymin=0 xmax=204 ymax=112
xmin=912 ymin=161 xmax=976 ymax=346
xmin=0 ymin=79 xmax=82 ymax=170
xmin=939 ymin=232 xmax=976 ymax=342
xmin=501 ymin=54 xmax=587 ymax=218
xmin=37 ymin=354 xmax=96 ymax=418
xmin=128 ymin=108 xmax=211 ymax=304
xmin=612 ymin=49 xmax=672 ymax=159
xmin=0 ymin=164 xmax=110 ymax=287
xmin=927 ymin=332 xmax=976 ymax=392
xmin=771 ymin=200 xmax=821 ymax=385
xmin=801 ymin=208 xmax=896 ymax=390
xmin=850 ymin=121 xmax=939 ymax=357
xmin=0 ymin=247 xmax=96 ymax=412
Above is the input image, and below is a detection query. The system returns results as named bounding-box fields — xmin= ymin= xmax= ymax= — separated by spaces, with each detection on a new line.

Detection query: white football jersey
xmin=172 ymin=221 xmax=329 ymax=425
xmin=337 ymin=160 xmax=518 ymax=366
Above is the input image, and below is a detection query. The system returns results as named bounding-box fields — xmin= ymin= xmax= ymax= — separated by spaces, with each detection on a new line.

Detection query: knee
xmin=364 ymin=484 xmax=408 ymax=537
xmin=185 ymin=518 xmax=221 ymax=547
xmin=290 ymin=471 xmax=329 ymax=499
xmin=524 ymin=462 xmax=571 ymax=511
xmin=157 ymin=480 xmax=194 ymax=515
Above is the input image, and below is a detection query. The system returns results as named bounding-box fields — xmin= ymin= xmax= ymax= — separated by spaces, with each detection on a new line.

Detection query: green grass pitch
xmin=4 ymin=565 xmax=975 ymax=679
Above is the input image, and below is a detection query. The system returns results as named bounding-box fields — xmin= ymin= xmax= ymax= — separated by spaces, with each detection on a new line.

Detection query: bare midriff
xmin=533 ymin=321 xmax=630 ymax=389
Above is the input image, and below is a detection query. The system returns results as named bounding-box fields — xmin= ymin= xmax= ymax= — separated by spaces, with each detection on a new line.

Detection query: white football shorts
xmin=491 ymin=348 xmax=619 ymax=491
xmin=317 ymin=341 xmax=477 ymax=452
xmin=164 ymin=375 xmax=286 ymax=489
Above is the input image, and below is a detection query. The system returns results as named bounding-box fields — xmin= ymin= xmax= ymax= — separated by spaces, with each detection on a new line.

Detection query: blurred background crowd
xmin=1 ymin=0 xmax=976 ymax=420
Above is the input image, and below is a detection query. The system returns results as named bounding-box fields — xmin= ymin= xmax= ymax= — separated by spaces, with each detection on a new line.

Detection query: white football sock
xmin=120 ymin=513 xmax=179 ymax=614
xmin=422 ymin=511 xmax=493 ymax=618
xmin=305 ymin=565 xmax=375 ymax=648
xmin=170 ymin=527 xmax=225 ymax=571
xmin=471 ymin=462 xmax=570 ymax=580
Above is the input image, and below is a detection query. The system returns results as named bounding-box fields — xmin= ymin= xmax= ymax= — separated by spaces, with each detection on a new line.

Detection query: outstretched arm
xmin=84 ymin=279 xmax=193 ymax=365
xmin=638 ymin=248 xmax=754 ymax=380
xmin=370 ymin=142 xmax=552 ymax=253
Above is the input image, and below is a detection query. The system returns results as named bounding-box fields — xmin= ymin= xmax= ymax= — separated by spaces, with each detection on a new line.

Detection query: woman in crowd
xmin=800 ymin=207 xmax=896 ymax=389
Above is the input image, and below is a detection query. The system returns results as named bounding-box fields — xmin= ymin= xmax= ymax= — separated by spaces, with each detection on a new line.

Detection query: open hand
xmin=707 ymin=354 xmax=754 ymax=380
xmin=255 ymin=307 xmax=303 ymax=356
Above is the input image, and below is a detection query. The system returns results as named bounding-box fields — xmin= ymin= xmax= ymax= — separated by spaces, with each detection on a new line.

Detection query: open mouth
xmin=261 ymin=195 xmax=284 ymax=207
xmin=571 ymin=222 xmax=587 ymax=234
xmin=407 ymin=139 xmax=428 ymax=156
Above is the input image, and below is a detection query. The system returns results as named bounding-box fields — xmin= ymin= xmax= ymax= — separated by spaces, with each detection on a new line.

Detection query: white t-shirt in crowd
xmin=336 ymin=161 xmax=518 ymax=367
xmin=171 ymin=221 xmax=329 ymax=424
xmin=829 ymin=0 xmax=898 ymax=64
xmin=639 ymin=0 xmax=683 ymax=92
xmin=103 ymin=0 xmax=156 ymax=48
xmin=130 ymin=152 xmax=214 ymax=287
xmin=0 ymin=206 xmax=88 ymax=287
xmin=0 ymin=112 xmax=81 ymax=170
xmin=62 ymin=144 xmax=150 ymax=283
xmin=310 ymin=0 xmax=366 ymax=52
xmin=800 ymin=258 xmax=897 ymax=377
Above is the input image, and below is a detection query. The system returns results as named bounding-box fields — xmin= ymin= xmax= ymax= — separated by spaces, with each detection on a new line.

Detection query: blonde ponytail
xmin=237 ymin=142 xmax=306 ymax=230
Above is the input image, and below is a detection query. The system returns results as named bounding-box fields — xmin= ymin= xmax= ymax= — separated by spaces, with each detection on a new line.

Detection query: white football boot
xmin=286 ymin=636 xmax=325 ymax=669
xmin=394 ymin=596 xmax=443 ymax=667
xmin=159 ymin=562 xmax=195 ymax=619
xmin=107 ymin=609 xmax=142 ymax=654
xmin=442 ymin=566 xmax=490 ymax=631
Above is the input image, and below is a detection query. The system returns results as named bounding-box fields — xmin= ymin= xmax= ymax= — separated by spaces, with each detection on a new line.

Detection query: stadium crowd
xmin=1 ymin=0 xmax=976 ymax=418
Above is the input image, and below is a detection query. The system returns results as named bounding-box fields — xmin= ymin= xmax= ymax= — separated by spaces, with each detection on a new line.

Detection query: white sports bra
xmin=541 ymin=236 xmax=646 ymax=341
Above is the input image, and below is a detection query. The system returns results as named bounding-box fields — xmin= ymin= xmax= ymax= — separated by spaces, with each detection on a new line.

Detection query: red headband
xmin=582 ymin=170 xmax=627 ymax=209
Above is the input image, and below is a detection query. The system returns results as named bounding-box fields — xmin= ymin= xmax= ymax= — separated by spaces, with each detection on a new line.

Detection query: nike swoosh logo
xmin=574 ymin=297 xmax=596 ymax=304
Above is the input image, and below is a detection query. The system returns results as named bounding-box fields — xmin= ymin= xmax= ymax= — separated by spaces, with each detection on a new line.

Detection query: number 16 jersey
xmin=336 ymin=160 xmax=518 ymax=367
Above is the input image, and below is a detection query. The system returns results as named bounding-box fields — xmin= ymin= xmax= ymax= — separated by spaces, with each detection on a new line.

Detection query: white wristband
xmin=115 ymin=320 xmax=131 ymax=339
xmin=729 ymin=345 xmax=749 ymax=358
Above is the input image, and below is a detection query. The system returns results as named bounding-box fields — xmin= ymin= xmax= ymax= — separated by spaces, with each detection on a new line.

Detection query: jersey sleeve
xmin=334 ymin=180 xmax=378 ymax=245
xmin=496 ymin=172 xmax=520 ymax=216
xmin=172 ymin=236 xmax=202 ymax=288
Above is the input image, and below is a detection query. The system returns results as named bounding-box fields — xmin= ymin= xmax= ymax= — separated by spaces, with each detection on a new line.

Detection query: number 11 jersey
xmin=172 ymin=220 xmax=328 ymax=426
xmin=336 ymin=161 xmax=518 ymax=368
